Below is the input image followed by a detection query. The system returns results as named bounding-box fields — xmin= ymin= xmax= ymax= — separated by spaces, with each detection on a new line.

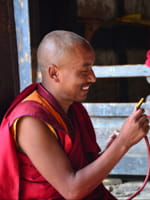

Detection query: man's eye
xmin=82 ymin=71 xmax=88 ymax=73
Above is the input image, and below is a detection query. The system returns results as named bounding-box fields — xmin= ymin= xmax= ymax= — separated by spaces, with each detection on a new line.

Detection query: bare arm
xmin=17 ymin=108 xmax=149 ymax=200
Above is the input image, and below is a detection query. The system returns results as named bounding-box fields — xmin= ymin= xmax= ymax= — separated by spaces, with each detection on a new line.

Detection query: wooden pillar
xmin=13 ymin=0 xmax=32 ymax=91
xmin=0 ymin=0 xmax=19 ymax=121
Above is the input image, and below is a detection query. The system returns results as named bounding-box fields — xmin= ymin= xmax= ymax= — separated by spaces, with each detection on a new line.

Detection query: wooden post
xmin=13 ymin=0 xmax=32 ymax=91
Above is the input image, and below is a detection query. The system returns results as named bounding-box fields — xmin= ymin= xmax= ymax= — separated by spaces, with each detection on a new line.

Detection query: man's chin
xmin=76 ymin=96 xmax=87 ymax=102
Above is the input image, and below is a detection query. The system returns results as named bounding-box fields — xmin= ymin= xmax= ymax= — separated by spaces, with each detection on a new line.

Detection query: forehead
xmin=59 ymin=44 xmax=95 ymax=69
xmin=73 ymin=44 xmax=95 ymax=60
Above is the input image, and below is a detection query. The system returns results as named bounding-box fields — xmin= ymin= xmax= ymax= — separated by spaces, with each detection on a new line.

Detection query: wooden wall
xmin=29 ymin=0 xmax=150 ymax=103
xmin=77 ymin=0 xmax=150 ymax=103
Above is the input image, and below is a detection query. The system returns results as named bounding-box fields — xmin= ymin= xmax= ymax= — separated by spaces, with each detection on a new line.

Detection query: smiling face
xmin=38 ymin=30 xmax=96 ymax=112
xmin=56 ymin=44 xmax=96 ymax=106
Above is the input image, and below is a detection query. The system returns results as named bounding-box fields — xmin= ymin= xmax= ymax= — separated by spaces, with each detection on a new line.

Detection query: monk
xmin=0 ymin=30 xmax=149 ymax=200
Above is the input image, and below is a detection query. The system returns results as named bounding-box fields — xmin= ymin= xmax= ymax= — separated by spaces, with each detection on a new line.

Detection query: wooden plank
xmin=83 ymin=102 xmax=150 ymax=117
xmin=111 ymin=156 xmax=148 ymax=175
xmin=13 ymin=0 xmax=32 ymax=91
xmin=36 ymin=64 xmax=150 ymax=80
xmin=92 ymin=117 xmax=150 ymax=151
xmin=93 ymin=64 xmax=150 ymax=78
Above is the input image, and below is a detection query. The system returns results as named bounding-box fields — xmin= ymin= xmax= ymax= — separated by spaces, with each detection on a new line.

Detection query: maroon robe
xmin=0 ymin=83 xmax=117 ymax=200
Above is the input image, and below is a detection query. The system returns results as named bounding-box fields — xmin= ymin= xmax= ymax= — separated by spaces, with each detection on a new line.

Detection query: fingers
xmin=138 ymin=114 xmax=150 ymax=135
xmin=138 ymin=114 xmax=148 ymax=125
xmin=143 ymin=118 xmax=150 ymax=133
xmin=144 ymin=126 xmax=150 ymax=134
xmin=145 ymin=125 xmax=150 ymax=133
xmin=120 ymin=106 xmax=149 ymax=148
xmin=133 ymin=108 xmax=145 ymax=121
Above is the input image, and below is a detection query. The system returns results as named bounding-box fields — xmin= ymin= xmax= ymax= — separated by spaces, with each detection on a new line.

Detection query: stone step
xmin=103 ymin=178 xmax=150 ymax=200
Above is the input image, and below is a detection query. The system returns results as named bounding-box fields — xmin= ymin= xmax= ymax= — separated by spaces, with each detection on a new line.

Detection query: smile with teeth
xmin=82 ymin=86 xmax=89 ymax=90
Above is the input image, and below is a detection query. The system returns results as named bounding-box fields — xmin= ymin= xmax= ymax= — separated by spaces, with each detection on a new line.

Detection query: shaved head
xmin=36 ymin=30 xmax=95 ymax=111
xmin=37 ymin=30 xmax=93 ymax=74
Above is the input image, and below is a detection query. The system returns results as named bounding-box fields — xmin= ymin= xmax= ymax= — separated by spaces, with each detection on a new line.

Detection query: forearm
xmin=69 ymin=134 xmax=129 ymax=199
xmin=18 ymin=109 xmax=148 ymax=200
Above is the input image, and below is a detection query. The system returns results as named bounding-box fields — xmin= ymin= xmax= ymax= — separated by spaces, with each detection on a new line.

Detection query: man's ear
xmin=48 ymin=65 xmax=59 ymax=81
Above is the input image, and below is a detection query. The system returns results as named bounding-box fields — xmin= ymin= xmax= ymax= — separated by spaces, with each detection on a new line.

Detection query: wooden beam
xmin=83 ymin=102 xmax=150 ymax=117
xmin=93 ymin=64 xmax=150 ymax=78
xmin=13 ymin=0 xmax=32 ymax=91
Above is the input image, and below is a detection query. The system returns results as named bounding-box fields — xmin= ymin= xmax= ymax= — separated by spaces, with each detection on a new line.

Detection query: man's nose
xmin=88 ymin=70 xmax=96 ymax=83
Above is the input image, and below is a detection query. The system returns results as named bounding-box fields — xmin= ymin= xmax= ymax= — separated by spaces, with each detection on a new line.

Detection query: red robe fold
xmin=0 ymin=83 xmax=117 ymax=200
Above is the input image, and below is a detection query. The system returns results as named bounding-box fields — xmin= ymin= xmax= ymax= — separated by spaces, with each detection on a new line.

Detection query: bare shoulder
xmin=16 ymin=116 xmax=73 ymax=195
xmin=16 ymin=116 xmax=57 ymax=152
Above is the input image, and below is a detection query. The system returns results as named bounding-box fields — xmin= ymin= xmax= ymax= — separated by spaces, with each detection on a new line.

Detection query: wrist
xmin=116 ymin=132 xmax=130 ymax=153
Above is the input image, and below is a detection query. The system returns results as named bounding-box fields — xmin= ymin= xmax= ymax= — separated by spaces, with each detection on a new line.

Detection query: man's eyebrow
xmin=83 ymin=63 xmax=93 ymax=67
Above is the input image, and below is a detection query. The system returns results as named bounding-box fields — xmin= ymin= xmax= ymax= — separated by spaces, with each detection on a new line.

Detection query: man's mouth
xmin=82 ymin=85 xmax=90 ymax=91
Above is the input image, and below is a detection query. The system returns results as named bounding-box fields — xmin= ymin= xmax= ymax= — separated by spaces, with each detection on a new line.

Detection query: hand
xmin=119 ymin=108 xmax=150 ymax=149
